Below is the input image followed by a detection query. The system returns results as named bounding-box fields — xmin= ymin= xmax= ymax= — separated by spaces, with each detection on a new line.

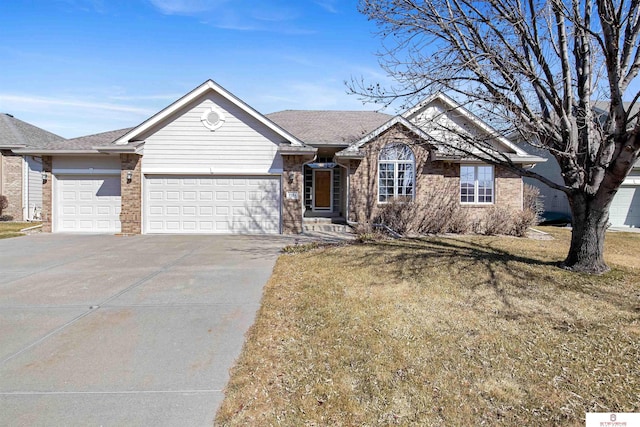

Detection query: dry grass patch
xmin=216 ymin=227 xmax=640 ymax=426
xmin=0 ymin=222 xmax=39 ymax=239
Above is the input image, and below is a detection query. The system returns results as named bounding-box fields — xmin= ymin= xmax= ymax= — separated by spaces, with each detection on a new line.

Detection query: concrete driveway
xmin=0 ymin=233 xmax=290 ymax=426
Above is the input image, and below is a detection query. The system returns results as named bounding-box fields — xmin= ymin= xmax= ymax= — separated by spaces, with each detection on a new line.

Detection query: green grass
xmin=216 ymin=227 xmax=640 ymax=426
xmin=0 ymin=222 xmax=41 ymax=239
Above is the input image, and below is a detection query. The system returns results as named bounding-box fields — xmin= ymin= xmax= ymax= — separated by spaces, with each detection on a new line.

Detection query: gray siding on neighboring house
xmin=26 ymin=156 xmax=42 ymax=220
xmin=140 ymin=94 xmax=283 ymax=175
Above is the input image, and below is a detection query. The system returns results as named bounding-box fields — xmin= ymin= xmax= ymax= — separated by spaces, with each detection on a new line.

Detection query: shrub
xmin=523 ymin=184 xmax=544 ymax=222
xmin=374 ymin=183 xmax=470 ymax=235
xmin=0 ymin=195 xmax=7 ymax=216
xmin=371 ymin=183 xmax=542 ymax=238
xmin=480 ymin=206 xmax=515 ymax=235
xmin=0 ymin=214 xmax=13 ymax=222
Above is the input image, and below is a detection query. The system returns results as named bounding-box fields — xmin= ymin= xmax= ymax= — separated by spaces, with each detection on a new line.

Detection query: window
xmin=378 ymin=143 xmax=415 ymax=203
xmin=460 ymin=165 xmax=494 ymax=203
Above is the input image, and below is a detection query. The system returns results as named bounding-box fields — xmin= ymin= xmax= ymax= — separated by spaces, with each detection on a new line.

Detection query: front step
xmin=302 ymin=217 xmax=351 ymax=233
xmin=303 ymin=223 xmax=352 ymax=233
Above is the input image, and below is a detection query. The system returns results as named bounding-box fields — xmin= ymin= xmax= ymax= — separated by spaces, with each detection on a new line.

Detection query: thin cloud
xmin=314 ymin=0 xmax=338 ymax=14
xmin=108 ymin=94 xmax=182 ymax=101
xmin=147 ymin=0 xmax=316 ymax=33
xmin=0 ymin=94 xmax=155 ymax=116
xmin=147 ymin=0 xmax=228 ymax=15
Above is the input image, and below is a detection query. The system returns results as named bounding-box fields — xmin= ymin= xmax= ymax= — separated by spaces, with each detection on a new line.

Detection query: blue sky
xmin=0 ymin=0 xmax=391 ymax=138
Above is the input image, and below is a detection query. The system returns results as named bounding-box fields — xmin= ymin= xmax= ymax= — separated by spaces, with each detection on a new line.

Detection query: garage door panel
xmin=56 ymin=175 xmax=121 ymax=233
xmin=610 ymin=186 xmax=640 ymax=228
xmin=144 ymin=175 xmax=280 ymax=234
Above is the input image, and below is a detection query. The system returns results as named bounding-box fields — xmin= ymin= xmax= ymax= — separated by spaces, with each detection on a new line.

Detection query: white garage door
xmin=144 ymin=175 xmax=281 ymax=234
xmin=609 ymin=186 xmax=640 ymax=228
xmin=56 ymin=175 xmax=121 ymax=233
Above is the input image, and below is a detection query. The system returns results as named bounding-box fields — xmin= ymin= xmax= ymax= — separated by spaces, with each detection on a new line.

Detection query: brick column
xmin=0 ymin=151 xmax=24 ymax=220
xmin=281 ymin=155 xmax=310 ymax=234
xmin=119 ymin=154 xmax=142 ymax=234
xmin=41 ymin=156 xmax=52 ymax=232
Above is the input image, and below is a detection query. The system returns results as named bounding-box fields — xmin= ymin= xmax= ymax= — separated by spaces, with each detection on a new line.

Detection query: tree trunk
xmin=562 ymin=193 xmax=610 ymax=274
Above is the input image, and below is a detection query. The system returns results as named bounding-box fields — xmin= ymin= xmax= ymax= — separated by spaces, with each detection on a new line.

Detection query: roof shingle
xmin=0 ymin=113 xmax=65 ymax=148
xmin=266 ymin=110 xmax=391 ymax=145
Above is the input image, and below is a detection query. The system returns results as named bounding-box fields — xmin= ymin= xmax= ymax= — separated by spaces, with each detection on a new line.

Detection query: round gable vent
xmin=201 ymin=106 xmax=226 ymax=131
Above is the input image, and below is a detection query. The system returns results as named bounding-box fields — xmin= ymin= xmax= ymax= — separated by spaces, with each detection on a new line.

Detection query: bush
xmin=0 ymin=195 xmax=7 ymax=216
xmin=373 ymin=185 xmax=542 ymax=238
xmin=374 ymin=183 xmax=470 ymax=235
xmin=0 ymin=214 xmax=13 ymax=222
xmin=479 ymin=206 xmax=514 ymax=235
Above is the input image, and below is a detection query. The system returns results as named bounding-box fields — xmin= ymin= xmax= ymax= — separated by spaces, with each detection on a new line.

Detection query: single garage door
xmin=56 ymin=175 xmax=121 ymax=233
xmin=144 ymin=175 xmax=281 ymax=234
xmin=609 ymin=186 xmax=640 ymax=228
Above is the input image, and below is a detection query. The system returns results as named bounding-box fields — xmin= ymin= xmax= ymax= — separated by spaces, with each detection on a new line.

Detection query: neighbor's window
xmin=460 ymin=165 xmax=494 ymax=203
xmin=378 ymin=143 xmax=415 ymax=203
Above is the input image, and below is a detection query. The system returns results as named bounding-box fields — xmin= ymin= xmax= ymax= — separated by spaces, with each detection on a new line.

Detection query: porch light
xmin=41 ymin=171 xmax=48 ymax=183
xmin=126 ymin=171 xmax=133 ymax=183
xmin=287 ymin=171 xmax=295 ymax=184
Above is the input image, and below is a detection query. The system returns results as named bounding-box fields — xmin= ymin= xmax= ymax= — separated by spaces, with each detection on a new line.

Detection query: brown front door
xmin=314 ymin=170 xmax=332 ymax=210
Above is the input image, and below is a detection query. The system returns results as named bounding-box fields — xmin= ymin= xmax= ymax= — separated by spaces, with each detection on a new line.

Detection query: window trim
xmin=377 ymin=143 xmax=416 ymax=203
xmin=460 ymin=164 xmax=495 ymax=205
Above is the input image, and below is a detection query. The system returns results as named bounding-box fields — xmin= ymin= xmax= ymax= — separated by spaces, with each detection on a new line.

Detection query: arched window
xmin=378 ymin=143 xmax=415 ymax=203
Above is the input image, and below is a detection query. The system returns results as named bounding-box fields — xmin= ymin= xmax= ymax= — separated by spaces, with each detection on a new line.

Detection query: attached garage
xmin=55 ymin=175 xmax=122 ymax=233
xmin=143 ymin=175 xmax=281 ymax=234
xmin=609 ymin=185 xmax=640 ymax=228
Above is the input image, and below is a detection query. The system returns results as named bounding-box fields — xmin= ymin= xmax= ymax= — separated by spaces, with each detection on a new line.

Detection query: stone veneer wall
xmin=41 ymin=156 xmax=52 ymax=232
xmin=0 ymin=151 xmax=24 ymax=220
xmin=120 ymin=154 xmax=142 ymax=234
xmin=347 ymin=124 xmax=524 ymax=223
xmin=282 ymin=154 xmax=314 ymax=234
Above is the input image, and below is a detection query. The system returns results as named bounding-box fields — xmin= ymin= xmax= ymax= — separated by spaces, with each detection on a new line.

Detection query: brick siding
xmin=348 ymin=124 xmax=524 ymax=223
xmin=282 ymin=154 xmax=314 ymax=234
xmin=41 ymin=156 xmax=52 ymax=232
xmin=119 ymin=154 xmax=142 ymax=234
xmin=0 ymin=151 xmax=24 ymax=220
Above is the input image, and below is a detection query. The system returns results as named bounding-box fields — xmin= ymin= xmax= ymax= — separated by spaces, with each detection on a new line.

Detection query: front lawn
xmin=0 ymin=222 xmax=41 ymax=239
xmin=216 ymin=227 xmax=640 ymax=426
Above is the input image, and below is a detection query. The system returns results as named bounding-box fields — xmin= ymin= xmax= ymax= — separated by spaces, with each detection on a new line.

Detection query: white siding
xmin=140 ymin=94 xmax=283 ymax=174
xmin=407 ymin=99 xmax=507 ymax=153
xmin=53 ymin=156 xmax=121 ymax=173
xmin=26 ymin=156 xmax=43 ymax=220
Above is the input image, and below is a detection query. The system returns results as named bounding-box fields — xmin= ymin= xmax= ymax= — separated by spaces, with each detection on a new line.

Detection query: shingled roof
xmin=266 ymin=110 xmax=392 ymax=145
xmin=61 ymin=127 xmax=135 ymax=150
xmin=0 ymin=113 xmax=65 ymax=148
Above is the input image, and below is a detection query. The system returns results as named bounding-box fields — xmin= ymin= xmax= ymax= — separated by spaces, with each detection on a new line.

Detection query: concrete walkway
xmin=0 ymin=233 xmax=290 ymax=426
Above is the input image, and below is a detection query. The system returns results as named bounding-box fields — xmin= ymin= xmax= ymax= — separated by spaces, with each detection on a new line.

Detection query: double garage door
xmin=56 ymin=175 xmax=281 ymax=234
xmin=144 ymin=175 xmax=281 ymax=234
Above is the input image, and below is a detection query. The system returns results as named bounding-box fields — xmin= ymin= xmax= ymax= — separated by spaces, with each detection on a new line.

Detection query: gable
xmin=140 ymin=91 xmax=285 ymax=174
xmin=404 ymin=96 xmax=524 ymax=155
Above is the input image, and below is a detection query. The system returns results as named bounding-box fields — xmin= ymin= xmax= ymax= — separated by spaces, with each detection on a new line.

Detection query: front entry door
xmin=313 ymin=170 xmax=332 ymax=211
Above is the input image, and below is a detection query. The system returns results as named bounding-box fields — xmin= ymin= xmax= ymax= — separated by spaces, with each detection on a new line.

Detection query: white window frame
xmin=378 ymin=143 xmax=415 ymax=203
xmin=460 ymin=164 xmax=494 ymax=204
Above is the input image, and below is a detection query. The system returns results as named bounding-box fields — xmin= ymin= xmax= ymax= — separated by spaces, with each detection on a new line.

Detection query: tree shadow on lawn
xmin=340 ymin=237 xmax=638 ymax=325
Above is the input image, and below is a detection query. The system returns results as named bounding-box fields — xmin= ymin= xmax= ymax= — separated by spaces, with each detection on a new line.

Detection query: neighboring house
xmin=0 ymin=113 xmax=65 ymax=220
xmin=522 ymin=102 xmax=640 ymax=229
xmin=9 ymin=80 xmax=544 ymax=234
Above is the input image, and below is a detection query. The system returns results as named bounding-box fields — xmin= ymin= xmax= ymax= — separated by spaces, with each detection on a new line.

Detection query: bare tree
xmin=351 ymin=0 xmax=640 ymax=273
